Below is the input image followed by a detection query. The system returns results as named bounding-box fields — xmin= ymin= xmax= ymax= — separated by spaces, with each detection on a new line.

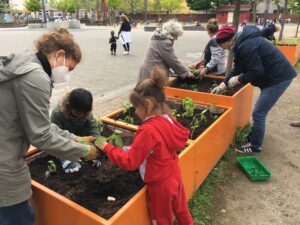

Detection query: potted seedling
xmin=45 ymin=160 xmax=57 ymax=178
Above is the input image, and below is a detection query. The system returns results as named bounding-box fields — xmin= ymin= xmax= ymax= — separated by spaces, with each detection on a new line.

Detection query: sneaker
xmin=290 ymin=121 xmax=300 ymax=127
xmin=235 ymin=142 xmax=261 ymax=154
xmin=122 ymin=51 xmax=129 ymax=55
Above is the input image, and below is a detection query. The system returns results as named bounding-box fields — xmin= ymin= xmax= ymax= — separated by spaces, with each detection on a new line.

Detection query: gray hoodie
xmin=138 ymin=28 xmax=189 ymax=82
xmin=0 ymin=50 xmax=87 ymax=207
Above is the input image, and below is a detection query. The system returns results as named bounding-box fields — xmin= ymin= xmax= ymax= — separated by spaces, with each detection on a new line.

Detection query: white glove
xmin=60 ymin=159 xmax=81 ymax=173
xmin=92 ymin=160 xmax=101 ymax=167
xmin=228 ymin=76 xmax=240 ymax=88
xmin=211 ymin=82 xmax=226 ymax=94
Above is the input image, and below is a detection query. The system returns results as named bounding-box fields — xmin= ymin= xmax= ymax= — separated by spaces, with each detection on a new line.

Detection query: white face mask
xmin=51 ymin=56 xmax=70 ymax=84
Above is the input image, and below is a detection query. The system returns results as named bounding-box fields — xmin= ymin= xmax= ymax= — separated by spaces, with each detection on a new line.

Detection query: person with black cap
xmin=211 ymin=25 xmax=296 ymax=154
xmin=51 ymin=88 xmax=100 ymax=173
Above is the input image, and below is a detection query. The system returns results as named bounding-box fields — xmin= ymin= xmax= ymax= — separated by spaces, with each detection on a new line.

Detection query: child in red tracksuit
xmin=96 ymin=69 xmax=194 ymax=225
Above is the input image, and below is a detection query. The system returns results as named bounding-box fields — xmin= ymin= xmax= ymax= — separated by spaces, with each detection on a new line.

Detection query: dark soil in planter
xmin=28 ymin=124 xmax=144 ymax=219
xmin=111 ymin=99 xmax=225 ymax=140
xmin=171 ymin=77 xmax=243 ymax=96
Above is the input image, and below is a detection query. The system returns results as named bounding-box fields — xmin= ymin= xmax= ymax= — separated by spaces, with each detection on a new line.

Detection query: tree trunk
xmin=226 ymin=0 xmax=241 ymax=76
xmin=278 ymin=0 xmax=288 ymax=41
xmin=263 ymin=0 xmax=270 ymax=27
xmin=144 ymin=0 xmax=148 ymax=26
xmin=252 ymin=0 xmax=257 ymax=24
xmin=295 ymin=16 xmax=300 ymax=38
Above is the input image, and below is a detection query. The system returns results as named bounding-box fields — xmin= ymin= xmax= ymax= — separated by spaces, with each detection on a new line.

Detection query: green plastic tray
xmin=236 ymin=156 xmax=272 ymax=181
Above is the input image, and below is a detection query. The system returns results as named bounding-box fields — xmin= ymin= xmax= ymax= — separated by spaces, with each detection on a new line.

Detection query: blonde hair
xmin=35 ymin=28 xmax=82 ymax=63
xmin=274 ymin=23 xmax=281 ymax=32
xmin=121 ymin=14 xmax=129 ymax=22
xmin=207 ymin=18 xmax=219 ymax=35
xmin=163 ymin=19 xmax=183 ymax=37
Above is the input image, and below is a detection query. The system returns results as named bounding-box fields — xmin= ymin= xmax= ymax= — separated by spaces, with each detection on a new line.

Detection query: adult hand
xmin=200 ymin=68 xmax=207 ymax=77
xmin=74 ymin=136 xmax=96 ymax=143
xmin=187 ymin=71 xmax=196 ymax=79
xmin=166 ymin=77 xmax=178 ymax=86
xmin=81 ymin=145 xmax=100 ymax=161
xmin=228 ymin=76 xmax=240 ymax=88
xmin=60 ymin=159 xmax=81 ymax=173
xmin=211 ymin=82 xmax=227 ymax=94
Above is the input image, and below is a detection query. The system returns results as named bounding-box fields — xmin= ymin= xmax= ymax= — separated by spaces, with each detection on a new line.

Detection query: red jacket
xmin=103 ymin=114 xmax=189 ymax=184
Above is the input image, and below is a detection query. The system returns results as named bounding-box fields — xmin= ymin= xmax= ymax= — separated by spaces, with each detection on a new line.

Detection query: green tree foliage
xmin=50 ymin=0 xmax=79 ymax=13
xmin=108 ymin=0 xmax=124 ymax=10
xmin=186 ymin=0 xmax=250 ymax=11
xmin=24 ymin=0 xmax=41 ymax=13
xmin=160 ymin=0 xmax=182 ymax=13
xmin=289 ymin=0 xmax=300 ymax=14
xmin=0 ymin=2 xmax=11 ymax=13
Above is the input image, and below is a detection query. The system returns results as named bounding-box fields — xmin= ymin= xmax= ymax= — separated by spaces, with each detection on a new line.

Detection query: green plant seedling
xmin=96 ymin=119 xmax=105 ymax=133
xmin=182 ymin=97 xmax=196 ymax=118
xmin=122 ymin=103 xmax=134 ymax=124
xmin=95 ymin=136 xmax=107 ymax=145
xmin=45 ymin=160 xmax=57 ymax=178
xmin=107 ymin=133 xmax=124 ymax=147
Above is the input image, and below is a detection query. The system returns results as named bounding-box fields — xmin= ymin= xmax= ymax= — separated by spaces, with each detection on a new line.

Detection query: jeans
xmin=0 ymin=200 xmax=35 ymax=225
xmin=247 ymin=79 xmax=293 ymax=149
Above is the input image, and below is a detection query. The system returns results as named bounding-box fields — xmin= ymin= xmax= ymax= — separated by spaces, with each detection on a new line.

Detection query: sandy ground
xmin=211 ymin=74 xmax=300 ymax=225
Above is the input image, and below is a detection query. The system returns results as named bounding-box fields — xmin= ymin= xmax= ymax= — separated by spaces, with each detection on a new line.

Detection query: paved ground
xmin=1 ymin=23 xmax=299 ymax=225
xmin=0 ymin=25 xmax=205 ymax=116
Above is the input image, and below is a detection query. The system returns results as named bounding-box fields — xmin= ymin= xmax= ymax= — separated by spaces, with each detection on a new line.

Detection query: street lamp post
xmin=41 ymin=0 xmax=47 ymax=23
xmin=144 ymin=0 xmax=147 ymax=26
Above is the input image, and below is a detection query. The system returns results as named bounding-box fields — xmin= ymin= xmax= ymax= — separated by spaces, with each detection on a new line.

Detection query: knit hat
xmin=69 ymin=88 xmax=93 ymax=113
xmin=216 ymin=25 xmax=236 ymax=44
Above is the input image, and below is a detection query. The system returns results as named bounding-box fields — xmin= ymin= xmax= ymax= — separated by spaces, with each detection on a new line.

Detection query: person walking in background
xmin=118 ymin=14 xmax=132 ymax=55
xmin=191 ymin=18 xmax=226 ymax=76
xmin=96 ymin=69 xmax=194 ymax=225
xmin=0 ymin=28 xmax=99 ymax=225
xmin=109 ymin=30 xmax=117 ymax=55
xmin=138 ymin=19 xmax=194 ymax=82
xmin=51 ymin=88 xmax=100 ymax=173
xmin=211 ymin=25 xmax=296 ymax=154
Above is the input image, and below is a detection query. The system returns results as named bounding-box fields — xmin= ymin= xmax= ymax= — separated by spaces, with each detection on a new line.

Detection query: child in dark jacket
xmin=96 ymin=68 xmax=194 ymax=225
xmin=51 ymin=88 xmax=100 ymax=173
xmin=109 ymin=30 xmax=117 ymax=55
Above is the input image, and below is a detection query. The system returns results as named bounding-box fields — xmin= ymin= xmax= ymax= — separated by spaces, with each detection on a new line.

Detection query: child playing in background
xmin=109 ymin=30 xmax=117 ymax=55
xmin=96 ymin=68 xmax=194 ymax=225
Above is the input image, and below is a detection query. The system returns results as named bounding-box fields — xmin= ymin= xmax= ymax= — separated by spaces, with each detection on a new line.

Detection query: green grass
xmin=187 ymin=124 xmax=251 ymax=225
xmin=296 ymin=60 xmax=300 ymax=71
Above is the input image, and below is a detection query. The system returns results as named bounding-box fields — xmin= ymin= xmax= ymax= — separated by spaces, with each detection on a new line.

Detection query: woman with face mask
xmin=0 ymin=28 xmax=100 ymax=225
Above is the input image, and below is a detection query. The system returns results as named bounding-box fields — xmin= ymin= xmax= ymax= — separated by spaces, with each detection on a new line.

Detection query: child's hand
xmin=95 ymin=141 xmax=109 ymax=151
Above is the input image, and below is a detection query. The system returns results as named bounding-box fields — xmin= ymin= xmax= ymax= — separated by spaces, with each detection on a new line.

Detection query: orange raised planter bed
xmin=100 ymin=99 xmax=235 ymax=190
xmin=276 ymin=44 xmax=299 ymax=66
xmin=164 ymin=76 xmax=254 ymax=129
xmin=27 ymin=133 xmax=196 ymax=225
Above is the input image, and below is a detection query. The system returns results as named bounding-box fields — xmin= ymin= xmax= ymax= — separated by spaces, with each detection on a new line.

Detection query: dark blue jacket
xmin=261 ymin=24 xmax=276 ymax=41
xmin=225 ymin=25 xmax=296 ymax=89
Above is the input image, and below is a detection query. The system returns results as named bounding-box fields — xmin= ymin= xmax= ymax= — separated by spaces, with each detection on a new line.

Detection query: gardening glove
xmin=81 ymin=144 xmax=100 ymax=161
xmin=60 ymin=159 xmax=81 ymax=173
xmin=211 ymin=82 xmax=226 ymax=94
xmin=74 ymin=136 xmax=96 ymax=143
xmin=92 ymin=160 xmax=101 ymax=167
xmin=227 ymin=76 xmax=240 ymax=88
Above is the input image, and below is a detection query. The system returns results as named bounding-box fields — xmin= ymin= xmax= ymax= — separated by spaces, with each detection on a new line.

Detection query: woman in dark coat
xmin=212 ymin=25 xmax=296 ymax=154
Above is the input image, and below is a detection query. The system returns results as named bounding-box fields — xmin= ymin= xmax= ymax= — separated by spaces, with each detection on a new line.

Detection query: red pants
xmin=147 ymin=175 xmax=193 ymax=225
